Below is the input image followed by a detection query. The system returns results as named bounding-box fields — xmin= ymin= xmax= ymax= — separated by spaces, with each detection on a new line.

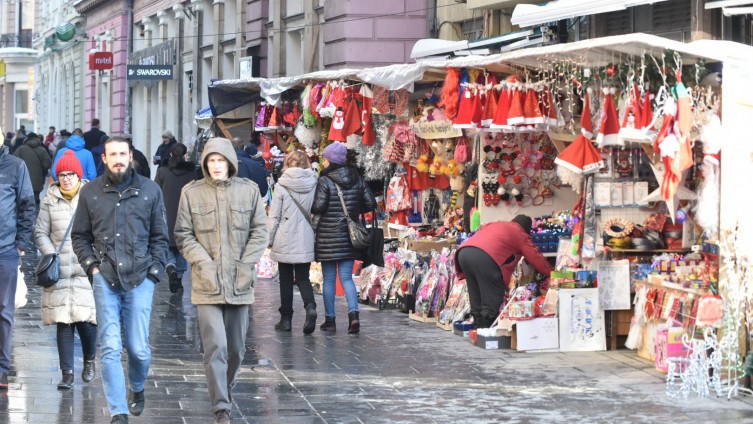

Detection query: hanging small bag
xmin=35 ymin=216 xmax=75 ymax=288
xmin=333 ymin=183 xmax=370 ymax=250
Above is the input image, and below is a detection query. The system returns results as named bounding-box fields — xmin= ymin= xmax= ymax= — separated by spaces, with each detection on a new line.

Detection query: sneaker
xmin=110 ymin=414 xmax=128 ymax=424
xmin=214 ymin=409 xmax=231 ymax=424
xmin=166 ymin=264 xmax=182 ymax=293
xmin=0 ymin=373 xmax=7 ymax=390
xmin=127 ymin=389 xmax=145 ymax=416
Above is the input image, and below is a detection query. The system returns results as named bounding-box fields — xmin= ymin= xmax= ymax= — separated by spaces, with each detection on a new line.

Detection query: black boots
xmin=82 ymin=358 xmax=96 ymax=383
xmin=303 ymin=303 xmax=317 ymax=335
xmin=347 ymin=311 xmax=360 ymax=334
xmin=57 ymin=370 xmax=74 ymax=390
xmin=274 ymin=308 xmax=292 ymax=332
xmin=320 ymin=316 xmax=336 ymax=332
xmin=166 ymin=264 xmax=182 ymax=293
xmin=128 ymin=389 xmax=145 ymax=416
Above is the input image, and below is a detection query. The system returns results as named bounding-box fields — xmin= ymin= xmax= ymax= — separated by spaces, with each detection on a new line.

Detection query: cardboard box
xmin=406 ymin=239 xmax=456 ymax=253
xmin=516 ymin=317 xmax=559 ymax=351
xmin=469 ymin=329 xmax=516 ymax=350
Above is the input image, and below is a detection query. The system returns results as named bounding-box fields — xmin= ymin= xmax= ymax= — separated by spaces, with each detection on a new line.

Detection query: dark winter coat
xmin=155 ymin=161 xmax=197 ymax=247
xmin=83 ymin=127 xmax=105 ymax=151
xmin=52 ymin=135 xmax=97 ymax=181
xmin=71 ymin=168 xmax=169 ymax=291
xmin=131 ymin=147 xmax=151 ymax=179
xmin=13 ymin=136 xmax=52 ymax=193
xmin=0 ymin=146 xmax=36 ymax=254
xmin=234 ymin=148 xmax=268 ymax=197
xmin=311 ymin=164 xmax=376 ymax=262
xmin=154 ymin=139 xmax=176 ymax=168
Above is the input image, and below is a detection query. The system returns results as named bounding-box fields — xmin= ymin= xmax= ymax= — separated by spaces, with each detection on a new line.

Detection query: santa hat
xmin=618 ymin=84 xmax=650 ymax=143
xmin=580 ymin=88 xmax=594 ymax=138
xmin=453 ymin=85 xmax=482 ymax=129
xmin=490 ymin=87 xmax=511 ymax=130
xmin=596 ymin=87 xmax=622 ymax=147
xmin=506 ymin=83 xmax=525 ymax=126
xmin=541 ymin=86 xmax=560 ymax=127
xmin=480 ymin=87 xmax=497 ymax=128
xmin=523 ymin=85 xmax=545 ymax=126
xmin=360 ymin=85 xmax=375 ymax=146
xmin=641 ymin=89 xmax=654 ymax=129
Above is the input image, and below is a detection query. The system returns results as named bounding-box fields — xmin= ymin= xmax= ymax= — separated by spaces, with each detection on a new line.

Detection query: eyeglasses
xmin=59 ymin=173 xmax=78 ymax=180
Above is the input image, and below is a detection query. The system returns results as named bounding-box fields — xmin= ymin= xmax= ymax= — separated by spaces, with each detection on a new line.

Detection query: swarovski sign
xmin=126 ymin=65 xmax=173 ymax=80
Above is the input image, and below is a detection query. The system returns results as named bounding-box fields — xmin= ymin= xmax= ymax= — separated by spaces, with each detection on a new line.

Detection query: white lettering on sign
xmin=136 ymin=68 xmax=171 ymax=76
xmin=95 ymin=57 xmax=112 ymax=65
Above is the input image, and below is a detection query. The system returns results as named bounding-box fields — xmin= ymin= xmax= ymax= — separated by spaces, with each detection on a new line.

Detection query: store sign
xmin=89 ymin=52 xmax=114 ymax=71
xmin=56 ymin=22 xmax=76 ymax=42
xmin=410 ymin=119 xmax=462 ymax=139
xmin=127 ymin=65 xmax=173 ymax=80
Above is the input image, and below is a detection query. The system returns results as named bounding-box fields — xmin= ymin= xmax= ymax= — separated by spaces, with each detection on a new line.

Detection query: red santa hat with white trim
xmin=596 ymin=87 xmax=623 ymax=147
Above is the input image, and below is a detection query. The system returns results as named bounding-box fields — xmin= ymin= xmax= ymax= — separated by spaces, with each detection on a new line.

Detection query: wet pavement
xmin=3 ymin=252 xmax=752 ymax=423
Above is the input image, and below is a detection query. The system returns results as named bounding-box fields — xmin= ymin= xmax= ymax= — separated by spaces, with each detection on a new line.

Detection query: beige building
xmin=0 ymin=0 xmax=37 ymax=135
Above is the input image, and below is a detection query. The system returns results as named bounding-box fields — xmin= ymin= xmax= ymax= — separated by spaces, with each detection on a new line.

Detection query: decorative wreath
xmin=603 ymin=218 xmax=634 ymax=238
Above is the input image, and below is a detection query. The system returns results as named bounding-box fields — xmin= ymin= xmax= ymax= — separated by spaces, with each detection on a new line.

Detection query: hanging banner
xmin=409 ymin=119 xmax=462 ymax=139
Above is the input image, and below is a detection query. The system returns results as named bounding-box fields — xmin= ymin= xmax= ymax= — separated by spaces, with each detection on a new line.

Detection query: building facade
xmin=34 ymin=1 xmax=86 ymax=133
xmin=0 ymin=0 xmax=36 ymax=135
xmin=245 ymin=0 xmax=428 ymax=78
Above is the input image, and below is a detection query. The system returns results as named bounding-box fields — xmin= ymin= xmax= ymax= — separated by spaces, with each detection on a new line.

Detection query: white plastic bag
xmin=15 ymin=265 xmax=27 ymax=309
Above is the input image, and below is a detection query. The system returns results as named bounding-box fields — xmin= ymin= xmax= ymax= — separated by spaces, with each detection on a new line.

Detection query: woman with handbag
xmin=312 ymin=142 xmax=376 ymax=334
xmin=268 ymin=151 xmax=319 ymax=334
xmin=34 ymin=151 xmax=97 ymax=390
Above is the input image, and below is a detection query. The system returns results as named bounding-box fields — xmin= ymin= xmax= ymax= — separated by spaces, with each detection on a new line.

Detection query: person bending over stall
xmin=455 ymin=214 xmax=552 ymax=328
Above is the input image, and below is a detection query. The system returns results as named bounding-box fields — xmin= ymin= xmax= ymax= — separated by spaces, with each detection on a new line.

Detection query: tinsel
xmin=694 ymin=161 xmax=720 ymax=239
xmin=355 ymin=114 xmax=393 ymax=181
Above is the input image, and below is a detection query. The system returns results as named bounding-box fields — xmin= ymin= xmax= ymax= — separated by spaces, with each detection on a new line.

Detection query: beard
xmin=105 ymin=162 xmax=132 ymax=184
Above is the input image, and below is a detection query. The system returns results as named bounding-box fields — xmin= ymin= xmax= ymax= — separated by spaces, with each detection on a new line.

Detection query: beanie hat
xmin=56 ymin=150 xmax=84 ymax=179
xmin=511 ymin=214 xmax=533 ymax=234
xmin=323 ymin=141 xmax=347 ymax=165
xmin=162 ymin=130 xmax=174 ymax=138
xmin=245 ymin=143 xmax=259 ymax=157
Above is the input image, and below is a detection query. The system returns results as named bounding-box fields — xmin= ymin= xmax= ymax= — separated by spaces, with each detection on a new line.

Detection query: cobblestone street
xmin=1 ymin=253 xmax=751 ymax=423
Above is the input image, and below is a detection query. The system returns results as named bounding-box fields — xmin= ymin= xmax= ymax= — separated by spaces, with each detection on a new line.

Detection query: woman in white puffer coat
xmin=268 ymin=150 xmax=318 ymax=335
xmin=34 ymin=150 xmax=97 ymax=390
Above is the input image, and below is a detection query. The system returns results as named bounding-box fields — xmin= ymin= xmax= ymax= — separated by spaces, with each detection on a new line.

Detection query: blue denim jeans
xmin=0 ymin=250 xmax=19 ymax=374
xmin=92 ymin=274 xmax=155 ymax=416
xmin=321 ymin=260 xmax=358 ymax=317
xmin=167 ymin=247 xmax=187 ymax=277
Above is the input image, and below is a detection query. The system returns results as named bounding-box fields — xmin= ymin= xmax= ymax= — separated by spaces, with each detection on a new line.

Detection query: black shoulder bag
xmin=333 ymin=183 xmax=370 ymax=250
xmin=35 ymin=216 xmax=75 ymax=288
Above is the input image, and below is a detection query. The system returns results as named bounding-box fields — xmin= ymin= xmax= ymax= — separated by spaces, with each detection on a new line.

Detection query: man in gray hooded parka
xmin=174 ymin=137 xmax=268 ymax=424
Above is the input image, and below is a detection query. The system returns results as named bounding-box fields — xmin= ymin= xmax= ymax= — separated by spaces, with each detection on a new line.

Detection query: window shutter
xmin=652 ymin=0 xmax=691 ymax=40
xmin=604 ymin=10 xmax=632 ymax=37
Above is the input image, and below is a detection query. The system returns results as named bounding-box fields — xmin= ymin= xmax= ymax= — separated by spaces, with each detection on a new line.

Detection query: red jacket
xmin=455 ymin=221 xmax=552 ymax=284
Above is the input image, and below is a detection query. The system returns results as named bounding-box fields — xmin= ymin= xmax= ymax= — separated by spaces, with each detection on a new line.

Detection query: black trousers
xmin=278 ymin=263 xmax=316 ymax=316
xmin=457 ymin=247 xmax=505 ymax=328
xmin=57 ymin=322 xmax=98 ymax=371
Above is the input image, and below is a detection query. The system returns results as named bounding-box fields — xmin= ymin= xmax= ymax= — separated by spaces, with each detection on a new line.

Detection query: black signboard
xmin=127 ymin=65 xmax=173 ymax=80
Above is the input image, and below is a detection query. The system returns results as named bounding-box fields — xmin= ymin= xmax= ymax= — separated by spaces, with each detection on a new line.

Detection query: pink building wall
xmin=81 ymin=1 xmax=129 ymax=133
xmin=323 ymin=0 xmax=426 ymax=69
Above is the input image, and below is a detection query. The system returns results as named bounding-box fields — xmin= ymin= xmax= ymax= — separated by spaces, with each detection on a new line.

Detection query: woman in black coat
xmin=154 ymin=143 xmax=197 ymax=293
xmin=311 ymin=142 xmax=376 ymax=334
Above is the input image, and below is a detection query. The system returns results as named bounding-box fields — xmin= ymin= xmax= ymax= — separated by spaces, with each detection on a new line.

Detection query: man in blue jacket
xmin=231 ymin=137 xmax=268 ymax=197
xmin=0 ymin=145 xmax=36 ymax=390
xmin=52 ymin=134 xmax=97 ymax=181
xmin=72 ymin=136 xmax=168 ymax=424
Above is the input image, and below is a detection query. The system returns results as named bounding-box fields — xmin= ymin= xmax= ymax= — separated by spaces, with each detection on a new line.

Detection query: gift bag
xmin=255 ymin=249 xmax=277 ymax=280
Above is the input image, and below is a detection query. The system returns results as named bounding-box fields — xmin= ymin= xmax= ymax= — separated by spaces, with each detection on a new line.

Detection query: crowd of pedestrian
xmin=0 ymin=117 xmax=379 ymax=423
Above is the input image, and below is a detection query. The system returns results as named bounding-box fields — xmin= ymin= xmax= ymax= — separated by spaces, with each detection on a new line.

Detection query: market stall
xmin=208 ymin=33 xmax=753 ymax=399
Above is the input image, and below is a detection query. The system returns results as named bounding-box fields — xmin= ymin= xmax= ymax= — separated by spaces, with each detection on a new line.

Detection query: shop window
xmin=651 ymin=0 xmax=691 ymax=41
xmin=15 ymin=90 xmax=28 ymax=114
xmin=462 ymin=17 xmax=483 ymax=41
xmin=285 ymin=30 xmax=303 ymax=77
xmin=604 ymin=10 xmax=632 ymax=37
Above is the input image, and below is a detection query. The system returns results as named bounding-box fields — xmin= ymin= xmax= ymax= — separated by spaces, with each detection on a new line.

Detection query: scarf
xmin=59 ymin=182 xmax=81 ymax=201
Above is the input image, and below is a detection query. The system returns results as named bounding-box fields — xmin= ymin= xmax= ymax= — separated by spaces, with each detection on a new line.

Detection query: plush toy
xmin=430 ymin=156 xmax=443 ymax=176
xmin=416 ymin=154 xmax=430 ymax=172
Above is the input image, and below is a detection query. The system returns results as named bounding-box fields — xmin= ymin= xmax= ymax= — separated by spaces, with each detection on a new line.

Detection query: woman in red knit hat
xmin=34 ymin=150 xmax=97 ymax=390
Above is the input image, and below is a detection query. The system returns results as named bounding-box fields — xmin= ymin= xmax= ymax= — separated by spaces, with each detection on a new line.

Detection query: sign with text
xmin=409 ymin=119 xmax=462 ymax=139
xmin=89 ymin=52 xmax=114 ymax=70
xmin=127 ymin=65 xmax=173 ymax=80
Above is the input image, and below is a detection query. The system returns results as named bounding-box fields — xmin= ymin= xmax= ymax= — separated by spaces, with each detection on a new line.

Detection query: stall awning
xmin=511 ymin=0 xmax=671 ymax=28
